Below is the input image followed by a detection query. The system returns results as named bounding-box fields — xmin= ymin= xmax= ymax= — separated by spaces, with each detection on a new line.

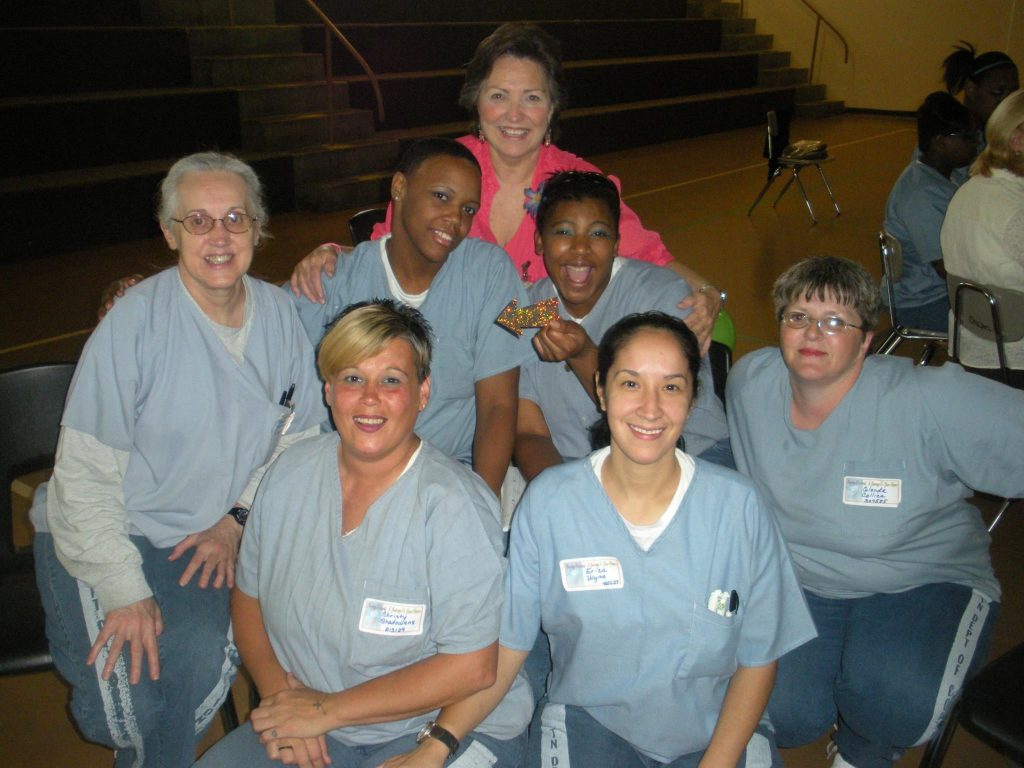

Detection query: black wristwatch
xmin=227 ymin=505 xmax=249 ymax=527
xmin=416 ymin=720 xmax=459 ymax=759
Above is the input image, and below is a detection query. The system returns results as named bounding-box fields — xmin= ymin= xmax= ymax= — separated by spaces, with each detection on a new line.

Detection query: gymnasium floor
xmin=1 ymin=113 xmax=1019 ymax=766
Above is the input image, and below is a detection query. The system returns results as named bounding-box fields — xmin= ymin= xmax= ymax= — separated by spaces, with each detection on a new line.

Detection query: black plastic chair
xmin=918 ymin=641 xmax=1024 ymax=767
xmin=747 ymin=109 xmax=840 ymax=224
xmin=348 ymin=207 xmax=388 ymax=245
xmin=0 ymin=362 xmax=75 ymax=677
xmin=0 ymin=362 xmax=241 ymax=729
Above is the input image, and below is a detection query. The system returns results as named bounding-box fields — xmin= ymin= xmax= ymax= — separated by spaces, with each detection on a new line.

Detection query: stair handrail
xmin=740 ymin=0 xmax=849 ymax=83
xmin=302 ymin=0 xmax=385 ymax=137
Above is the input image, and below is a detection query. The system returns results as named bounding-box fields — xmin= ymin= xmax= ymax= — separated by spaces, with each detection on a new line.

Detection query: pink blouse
xmin=371 ymin=135 xmax=674 ymax=283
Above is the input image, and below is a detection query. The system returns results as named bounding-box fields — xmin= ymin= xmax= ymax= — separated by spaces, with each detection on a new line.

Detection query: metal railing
xmin=302 ymin=0 xmax=385 ymax=139
xmin=739 ymin=0 xmax=849 ymax=82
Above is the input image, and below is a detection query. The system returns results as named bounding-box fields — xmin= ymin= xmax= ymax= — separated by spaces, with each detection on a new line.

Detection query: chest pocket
xmin=839 ymin=459 xmax=909 ymax=537
xmin=430 ymin=335 xmax=476 ymax=403
xmin=348 ymin=580 xmax=431 ymax=678
xmin=676 ymin=602 xmax=740 ymax=679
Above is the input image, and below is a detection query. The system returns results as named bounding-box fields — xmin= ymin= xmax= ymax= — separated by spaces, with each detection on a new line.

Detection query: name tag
xmin=843 ymin=476 xmax=901 ymax=507
xmin=358 ymin=598 xmax=425 ymax=636
xmin=560 ymin=557 xmax=624 ymax=591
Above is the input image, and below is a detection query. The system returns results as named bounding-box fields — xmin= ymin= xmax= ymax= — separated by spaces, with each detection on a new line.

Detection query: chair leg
xmin=793 ymin=170 xmax=818 ymax=224
xmin=771 ymin=170 xmax=797 ymax=209
xmin=918 ymin=698 xmax=963 ymax=768
xmin=875 ymin=329 xmax=902 ymax=355
xmin=988 ymin=498 xmax=1013 ymax=533
xmin=219 ymin=689 xmax=240 ymax=732
xmin=817 ymin=164 xmax=841 ymax=216
xmin=917 ymin=343 xmax=936 ymax=366
xmin=747 ymin=168 xmax=782 ymax=216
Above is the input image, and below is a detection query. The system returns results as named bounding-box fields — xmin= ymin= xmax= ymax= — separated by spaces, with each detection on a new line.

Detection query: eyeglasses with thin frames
xmin=171 ymin=211 xmax=256 ymax=235
xmin=781 ymin=311 xmax=863 ymax=335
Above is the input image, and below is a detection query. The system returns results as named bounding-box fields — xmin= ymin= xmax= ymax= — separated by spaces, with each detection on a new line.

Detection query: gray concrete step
xmin=192 ymin=53 xmax=324 ymax=87
xmin=242 ymin=109 xmax=375 ymax=151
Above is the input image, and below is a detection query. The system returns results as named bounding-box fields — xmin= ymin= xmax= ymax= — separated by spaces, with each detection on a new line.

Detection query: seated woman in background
xmin=289 ymin=22 xmax=725 ymax=349
xmin=883 ymin=91 xmax=977 ymax=332
xmin=941 ymin=89 xmax=1024 ymax=385
xmin=196 ymin=301 xmax=532 ymax=768
xmin=33 ymin=152 xmax=324 ymax=766
xmin=943 ymin=42 xmax=1018 ymax=147
xmin=381 ymin=312 xmax=815 ymax=768
xmin=515 ymin=170 xmax=730 ymax=486
xmin=727 ymin=255 xmax=1024 ymax=768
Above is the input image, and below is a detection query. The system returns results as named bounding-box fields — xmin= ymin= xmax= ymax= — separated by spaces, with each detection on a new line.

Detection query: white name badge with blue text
xmin=843 ymin=475 xmax=901 ymax=507
xmin=560 ymin=557 xmax=624 ymax=591
xmin=358 ymin=598 xmax=425 ymax=636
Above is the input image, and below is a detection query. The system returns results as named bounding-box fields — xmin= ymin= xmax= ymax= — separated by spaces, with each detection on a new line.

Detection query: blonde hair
xmin=317 ymin=300 xmax=432 ymax=382
xmin=972 ymin=89 xmax=1024 ymax=177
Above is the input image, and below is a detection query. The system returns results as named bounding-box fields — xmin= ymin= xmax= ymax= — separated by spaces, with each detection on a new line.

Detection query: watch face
xmin=230 ymin=507 xmax=249 ymax=526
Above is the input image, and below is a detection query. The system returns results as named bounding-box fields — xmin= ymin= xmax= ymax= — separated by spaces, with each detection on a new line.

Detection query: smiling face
xmin=596 ymin=329 xmax=694 ymax=469
xmin=161 ymin=170 xmax=254 ymax=301
xmin=324 ymin=338 xmax=430 ymax=465
xmin=390 ymin=155 xmax=481 ymax=276
xmin=476 ymin=55 xmax=554 ymax=165
xmin=779 ymin=294 xmax=873 ymax=390
xmin=536 ymin=197 xmax=618 ymax=318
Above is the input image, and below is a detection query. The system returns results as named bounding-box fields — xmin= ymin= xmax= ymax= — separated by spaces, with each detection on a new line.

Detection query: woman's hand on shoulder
xmin=168 ymin=514 xmax=244 ymax=589
xmin=264 ymin=734 xmax=332 ymax=768
xmin=289 ymin=244 xmax=351 ymax=304
xmin=678 ymin=287 xmax=721 ymax=354
xmin=98 ymin=273 xmax=145 ymax=321
xmin=86 ymin=596 xmax=163 ymax=684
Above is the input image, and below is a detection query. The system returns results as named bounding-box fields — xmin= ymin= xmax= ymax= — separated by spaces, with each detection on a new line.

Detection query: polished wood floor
xmin=1 ymin=114 xmax=1019 ymax=766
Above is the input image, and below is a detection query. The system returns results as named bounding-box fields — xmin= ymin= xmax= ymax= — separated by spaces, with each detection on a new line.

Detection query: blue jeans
xmin=195 ymin=723 xmax=526 ymax=767
xmin=35 ymin=532 xmax=235 ymax=768
xmin=697 ymin=437 xmax=737 ymax=470
xmin=532 ymin=703 xmax=780 ymax=767
xmin=768 ymin=584 xmax=997 ymax=768
xmin=892 ymin=296 xmax=949 ymax=333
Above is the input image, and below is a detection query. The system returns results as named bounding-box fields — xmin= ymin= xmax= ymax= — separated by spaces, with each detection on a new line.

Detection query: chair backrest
xmin=0 ymin=363 xmax=75 ymax=571
xmin=763 ymin=108 xmax=793 ymax=164
xmin=348 ymin=207 xmax=388 ymax=245
xmin=947 ymin=275 xmax=1024 ymax=378
xmin=879 ymin=229 xmax=903 ymax=324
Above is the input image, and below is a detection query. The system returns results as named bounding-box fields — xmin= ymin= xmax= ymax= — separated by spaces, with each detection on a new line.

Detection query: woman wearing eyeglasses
xmin=32 ymin=152 xmax=324 ymax=766
xmin=726 ymin=256 xmax=1024 ymax=768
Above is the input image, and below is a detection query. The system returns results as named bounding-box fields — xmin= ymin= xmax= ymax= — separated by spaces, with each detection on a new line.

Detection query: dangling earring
xmin=544 ymin=127 xmax=552 ymax=147
xmin=477 ymin=123 xmax=486 ymax=143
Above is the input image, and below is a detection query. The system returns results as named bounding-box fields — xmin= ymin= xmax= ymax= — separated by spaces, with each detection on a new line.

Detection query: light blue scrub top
xmin=238 ymin=436 xmax=533 ymax=745
xmin=60 ymin=269 xmax=324 ymax=547
xmin=502 ymin=455 xmax=815 ymax=762
xmin=290 ymin=237 xmax=533 ymax=464
xmin=520 ymin=259 xmax=728 ymax=458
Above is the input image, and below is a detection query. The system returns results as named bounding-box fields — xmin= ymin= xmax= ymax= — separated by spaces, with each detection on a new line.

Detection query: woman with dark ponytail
xmin=942 ymin=42 xmax=1018 ymax=139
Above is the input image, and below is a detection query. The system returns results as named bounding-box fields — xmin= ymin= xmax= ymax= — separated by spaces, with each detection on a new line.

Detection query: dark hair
xmin=535 ymin=170 xmax=621 ymax=234
xmin=943 ymin=42 xmax=1017 ymax=95
xmin=459 ymin=22 xmax=568 ymax=127
xmin=916 ymin=91 xmax=974 ymax=152
xmin=318 ymin=298 xmax=433 ymax=383
xmin=588 ymin=312 xmax=701 ymax=450
xmin=395 ymin=137 xmax=481 ymax=179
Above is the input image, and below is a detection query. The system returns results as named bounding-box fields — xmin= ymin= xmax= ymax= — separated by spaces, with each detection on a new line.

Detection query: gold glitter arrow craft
xmin=495 ymin=297 xmax=560 ymax=337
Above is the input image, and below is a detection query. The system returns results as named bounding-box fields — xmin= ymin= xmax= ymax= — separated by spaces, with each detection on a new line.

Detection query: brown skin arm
xmin=98 ymin=274 xmax=145 ymax=321
xmin=473 ymin=368 xmax=519 ymax=497
xmin=513 ymin=398 xmax=564 ymax=482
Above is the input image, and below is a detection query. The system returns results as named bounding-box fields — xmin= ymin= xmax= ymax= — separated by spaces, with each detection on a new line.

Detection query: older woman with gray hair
xmin=727 ymin=255 xmax=1024 ymax=768
xmin=32 ymin=151 xmax=324 ymax=766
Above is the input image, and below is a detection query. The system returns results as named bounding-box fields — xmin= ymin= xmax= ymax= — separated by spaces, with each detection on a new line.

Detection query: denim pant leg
xmin=832 ymin=584 xmax=997 ymax=768
xmin=35 ymin=532 xmax=234 ymax=768
xmin=696 ymin=437 xmax=737 ymax=470
xmin=767 ymin=590 xmax=848 ymax=747
xmin=196 ymin=724 xmax=369 ymax=768
xmin=894 ymin=297 xmax=949 ymax=334
xmin=364 ymin=730 xmax=527 ymax=768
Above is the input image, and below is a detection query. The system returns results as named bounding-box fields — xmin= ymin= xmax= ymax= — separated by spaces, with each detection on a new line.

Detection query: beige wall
xmin=743 ymin=0 xmax=1023 ymax=111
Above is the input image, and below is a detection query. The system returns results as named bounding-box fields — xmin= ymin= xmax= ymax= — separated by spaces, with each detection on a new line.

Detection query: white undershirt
xmin=590 ymin=446 xmax=695 ymax=551
xmin=379 ymin=235 xmax=429 ymax=308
